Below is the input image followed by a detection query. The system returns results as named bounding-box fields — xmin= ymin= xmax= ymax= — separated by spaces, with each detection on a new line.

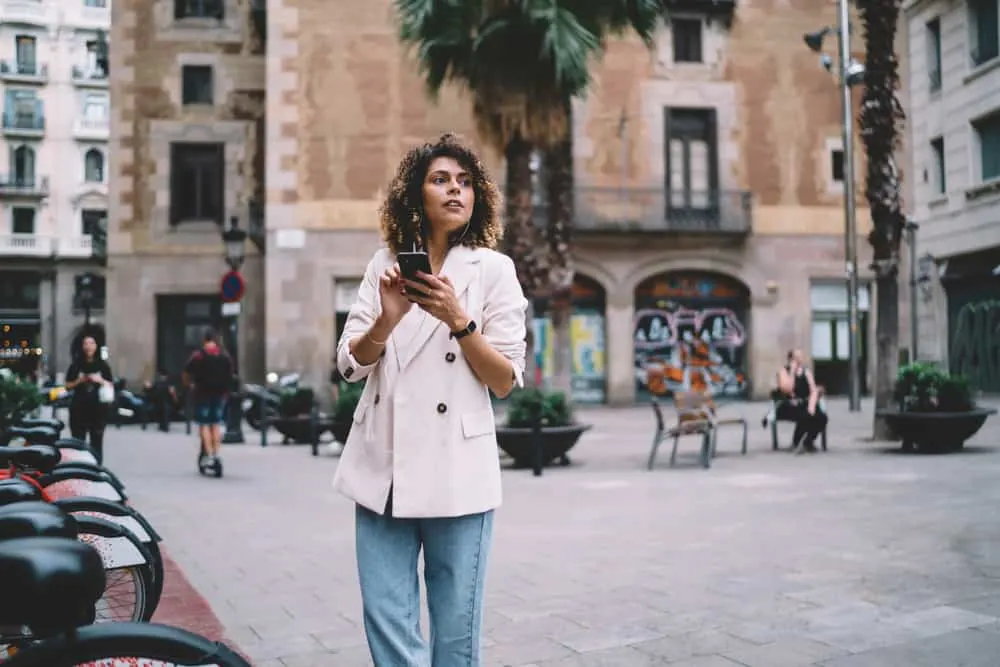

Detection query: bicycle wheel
xmin=75 ymin=517 xmax=157 ymax=622
xmin=4 ymin=622 xmax=251 ymax=667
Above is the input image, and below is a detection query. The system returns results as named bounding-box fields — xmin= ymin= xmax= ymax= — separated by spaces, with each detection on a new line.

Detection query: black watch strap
xmin=450 ymin=320 xmax=477 ymax=340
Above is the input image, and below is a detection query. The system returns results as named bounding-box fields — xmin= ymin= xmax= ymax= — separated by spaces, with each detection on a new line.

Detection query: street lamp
xmin=804 ymin=11 xmax=866 ymax=412
xmin=905 ymin=219 xmax=919 ymax=362
xmin=221 ymin=215 xmax=247 ymax=444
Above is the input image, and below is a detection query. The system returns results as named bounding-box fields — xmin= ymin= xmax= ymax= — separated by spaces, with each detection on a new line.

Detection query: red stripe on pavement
xmin=152 ymin=551 xmax=229 ymax=644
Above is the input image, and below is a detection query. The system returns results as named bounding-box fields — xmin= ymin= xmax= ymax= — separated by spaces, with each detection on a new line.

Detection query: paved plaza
xmin=104 ymin=397 xmax=1000 ymax=666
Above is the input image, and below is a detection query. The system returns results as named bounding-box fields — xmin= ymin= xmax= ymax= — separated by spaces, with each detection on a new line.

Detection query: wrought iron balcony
xmin=71 ymin=65 xmax=109 ymax=86
xmin=0 ymin=61 xmax=47 ymax=83
xmin=1 ymin=113 xmax=45 ymax=136
xmin=574 ymin=187 xmax=753 ymax=236
xmin=0 ymin=174 xmax=48 ymax=198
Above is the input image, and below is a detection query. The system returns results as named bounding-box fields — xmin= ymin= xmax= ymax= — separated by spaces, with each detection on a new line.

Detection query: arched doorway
xmin=533 ymin=274 xmax=608 ymax=403
xmin=633 ymin=271 xmax=750 ymax=398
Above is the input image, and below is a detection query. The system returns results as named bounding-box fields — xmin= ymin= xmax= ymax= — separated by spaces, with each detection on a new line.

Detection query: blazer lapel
xmin=396 ymin=247 xmax=481 ymax=373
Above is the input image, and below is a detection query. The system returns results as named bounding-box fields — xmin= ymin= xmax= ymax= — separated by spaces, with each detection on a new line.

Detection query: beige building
xmin=109 ymin=0 xmax=878 ymax=403
xmin=0 ymin=0 xmax=110 ymax=379
xmin=903 ymin=0 xmax=1000 ymax=392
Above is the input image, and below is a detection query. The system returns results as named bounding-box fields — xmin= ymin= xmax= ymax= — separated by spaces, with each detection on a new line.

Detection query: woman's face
xmin=421 ymin=156 xmax=475 ymax=235
xmin=82 ymin=336 xmax=97 ymax=358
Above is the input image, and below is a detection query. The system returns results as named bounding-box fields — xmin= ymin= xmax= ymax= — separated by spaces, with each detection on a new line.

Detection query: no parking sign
xmin=220 ymin=270 xmax=246 ymax=303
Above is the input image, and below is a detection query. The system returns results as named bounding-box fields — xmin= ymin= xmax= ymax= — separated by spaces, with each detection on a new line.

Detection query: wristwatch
xmin=450 ymin=319 xmax=477 ymax=340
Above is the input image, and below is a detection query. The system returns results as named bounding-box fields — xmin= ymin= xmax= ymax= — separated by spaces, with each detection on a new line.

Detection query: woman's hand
xmin=378 ymin=263 xmax=413 ymax=329
xmin=404 ymin=272 xmax=468 ymax=331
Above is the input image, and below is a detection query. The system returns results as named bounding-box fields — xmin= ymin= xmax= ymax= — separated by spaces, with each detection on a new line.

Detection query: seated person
xmin=772 ymin=349 xmax=828 ymax=453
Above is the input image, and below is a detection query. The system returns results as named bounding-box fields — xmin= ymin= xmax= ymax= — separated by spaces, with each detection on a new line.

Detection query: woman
xmin=64 ymin=335 xmax=114 ymax=463
xmin=776 ymin=349 xmax=827 ymax=453
xmin=334 ymin=133 xmax=527 ymax=666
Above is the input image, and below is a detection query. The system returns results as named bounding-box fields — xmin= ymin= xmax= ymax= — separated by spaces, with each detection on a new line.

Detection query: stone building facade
xmin=108 ymin=0 xmax=881 ymax=403
xmin=260 ymin=0 xmax=876 ymax=404
xmin=106 ymin=0 xmax=265 ymax=383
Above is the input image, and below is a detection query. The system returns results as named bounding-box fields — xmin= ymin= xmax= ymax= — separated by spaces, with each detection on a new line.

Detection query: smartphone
xmin=397 ymin=250 xmax=432 ymax=297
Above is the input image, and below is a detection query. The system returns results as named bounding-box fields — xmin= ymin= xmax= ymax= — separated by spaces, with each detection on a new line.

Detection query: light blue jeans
xmin=355 ymin=504 xmax=494 ymax=667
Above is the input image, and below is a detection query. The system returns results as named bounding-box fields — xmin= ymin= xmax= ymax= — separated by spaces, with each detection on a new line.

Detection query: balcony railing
xmin=71 ymin=65 xmax=109 ymax=86
xmin=0 ymin=175 xmax=49 ymax=197
xmin=0 ymin=233 xmax=53 ymax=257
xmin=0 ymin=0 xmax=51 ymax=26
xmin=73 ymin=117 xmax=108 ymax=140
xmin=0 ymin=61 xmax=48 ymax=82
xmin=574 ymin=187 xmax=753 ymax=235
xmin=1 ymin=113 xmax=45 ymax=135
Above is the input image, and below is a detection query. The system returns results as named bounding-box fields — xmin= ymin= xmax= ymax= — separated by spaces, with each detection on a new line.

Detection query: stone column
xmin=38 ymin=270 xmax=58 ymax=382
xmin=605 ymin=287 xmax=635 ymax=405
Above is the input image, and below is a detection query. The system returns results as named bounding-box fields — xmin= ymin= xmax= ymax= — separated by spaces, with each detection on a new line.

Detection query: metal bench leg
xmin=669 ymin=432 xmax=681 ymax=467
xmin=771 ymin=419 xmax=779 ymax=450
xmin=740 ymin=422 xmax=748 ymax=455
xmin=700 ymin=431 xmax=712 ymax=469
xmin=647 ymin=429 xmax=665 ymax=471
xmin=821 ymin=427 xmax=828 ymax=451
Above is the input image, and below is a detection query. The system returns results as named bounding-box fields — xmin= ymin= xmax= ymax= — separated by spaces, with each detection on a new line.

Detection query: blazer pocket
xmin=461 ymin=410 xmax=496 ymax=439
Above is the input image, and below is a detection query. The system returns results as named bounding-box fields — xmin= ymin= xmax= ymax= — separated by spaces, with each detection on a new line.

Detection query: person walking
xmin=64 ymin=334 xmax=114 ymax=463
xmin=334 ymin=133 xmax=527 ymax=666
xmin=182 ymin=328 xmax=234 ymax=470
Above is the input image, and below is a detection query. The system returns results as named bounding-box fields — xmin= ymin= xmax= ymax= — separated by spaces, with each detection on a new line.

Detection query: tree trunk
xmin=873 ymin=275 xmax=899 ymax=439
xmin=857 ymin=0 xmax=906 ymax=438
xmin=544 ymin=105 xmax=575 ymax=401
xmin=503 ymin=134 xmax=542 ymax=388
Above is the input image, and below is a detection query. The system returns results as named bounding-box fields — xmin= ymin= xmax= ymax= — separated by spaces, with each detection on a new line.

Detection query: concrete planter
xmin=496 ymin=423 xmax=592 ymax=469
xmin=877 ymin=407 xmax=997 ymax=452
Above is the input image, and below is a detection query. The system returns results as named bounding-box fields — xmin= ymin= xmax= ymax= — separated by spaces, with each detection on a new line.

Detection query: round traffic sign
xmin=220 ymin=270 xmax=246 ymax=303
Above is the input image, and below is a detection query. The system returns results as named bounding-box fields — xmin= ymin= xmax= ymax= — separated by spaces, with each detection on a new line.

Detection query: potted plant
xmin=877 ymin=362 xmax=996 ymax=452
xmin=331 ymin=381 xmax=364 ymax=445
xmin=0 ymin=368 xmax=43 ymax=431
xmin=496 ymin=387 xmax=591 ymax=468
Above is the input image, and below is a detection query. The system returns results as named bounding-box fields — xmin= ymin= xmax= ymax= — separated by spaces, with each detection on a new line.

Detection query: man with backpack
xmin=182 ymin=328 xmax=234 ymax=470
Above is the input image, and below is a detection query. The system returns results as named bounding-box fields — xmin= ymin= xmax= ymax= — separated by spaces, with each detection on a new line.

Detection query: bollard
xmin=184 ymin=392 xmax=192 ymax=436
xmin=259 ymin=396 xmax=268 ymax=447
xmin=531 ymin=418 xmax=543 ymax=477
xmin=310 ymin=407 xmax=319 ymax=457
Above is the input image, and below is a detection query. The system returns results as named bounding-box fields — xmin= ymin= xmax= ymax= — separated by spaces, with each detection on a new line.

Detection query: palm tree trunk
xmin=503 ymin=134 xmax=542 ymax=388
xmin=857 ymin=0 xmax=906 ymax=438
xmin=544 ymin=102 xmax=575 ymax=401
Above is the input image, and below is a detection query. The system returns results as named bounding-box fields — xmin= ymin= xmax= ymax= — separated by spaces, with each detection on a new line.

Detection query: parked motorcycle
xmin=242 ymin=372 xmax=299 ymax=431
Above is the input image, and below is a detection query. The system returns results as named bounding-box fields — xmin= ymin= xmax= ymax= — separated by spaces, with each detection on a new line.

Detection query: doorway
xmin=810 ymin=282 xmax=871 ymax=396
xmin=155 ymin=294 xmax=221 ymax=382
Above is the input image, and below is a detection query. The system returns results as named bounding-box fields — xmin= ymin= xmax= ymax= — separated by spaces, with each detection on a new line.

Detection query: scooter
xmin=242 ymin=371 xmax=299 ymax=430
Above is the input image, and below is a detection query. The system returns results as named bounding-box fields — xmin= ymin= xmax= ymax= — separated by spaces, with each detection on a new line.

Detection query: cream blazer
xmin=332 ymin=246 xmax=528 ymax=518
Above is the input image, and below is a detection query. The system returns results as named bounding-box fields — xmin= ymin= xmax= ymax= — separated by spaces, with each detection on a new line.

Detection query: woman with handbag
xmin=334 ymin=133 xmax=527 ymax=666
xmin=64 ymin=334 xmax=114 ymax=463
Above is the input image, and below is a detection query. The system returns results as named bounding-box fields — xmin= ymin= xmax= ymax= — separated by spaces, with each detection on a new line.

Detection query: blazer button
xmin=436 ymin=402 xmax=447 ymax=414
xmin=445 ymin=352 xmax=456 ymax=363
xmin=374 ymin=393 xmax=380 ymax=405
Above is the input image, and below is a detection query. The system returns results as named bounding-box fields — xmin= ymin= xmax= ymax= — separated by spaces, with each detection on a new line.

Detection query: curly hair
xmin=379 ymin=133 xmax=503 ymax=255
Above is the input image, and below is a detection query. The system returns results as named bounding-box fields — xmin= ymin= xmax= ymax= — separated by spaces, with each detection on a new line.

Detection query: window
xmin=11 ymin=145 xmax=35 ymax=185
xmin=12 ymin=208 xmax=34 ymax=234
xmin=974 ymin=112 xmax=1000 ymax=181
xmin=831 ymin=149 xmax=845 ymax=182
xmin=170 ymin=143 xmax=224 ymax=224
xmin=85 ymin=40 xmax=107 ymax=77
xmin=83 ymin=93 xmax=108 ymax=122
xmin=84 ymin=149 xmax=104 ymax=182
xmin=5 ymin=90 xmax=42 ymax=130
xmin=929 ymin=137 xmax=946 ymax=194
xmin=85 ymin=0 xmax=108 ymax=7
xmin=15 ymin=36 xmax=36 ymax=75
xmin=181 ymin=65 xmax=214 ymax=105
xmin=174 ymin=0 xmax=224 ymax=20
xmin=81 ymin=209 xmax=106 ymax=236
xmin=665 ymin=108 xmax=718 ymax=217
xmin=927 ymin=18 xmax=942 ymax=91
xmin=970 ymin=0 xmax=1000 ymax=66
xmin=672 ymin=19 xmax=703 ymax=63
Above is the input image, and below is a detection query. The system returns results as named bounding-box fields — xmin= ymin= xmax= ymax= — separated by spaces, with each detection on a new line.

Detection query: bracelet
xmin=366 ymin=330 xmax=388 ymax=346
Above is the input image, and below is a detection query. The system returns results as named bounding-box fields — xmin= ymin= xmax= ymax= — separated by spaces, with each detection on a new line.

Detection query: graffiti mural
xmin=950 ymin=299 xmax=1000 ymax=392
xmin=634 ymin=271 xmax=750 ymax=398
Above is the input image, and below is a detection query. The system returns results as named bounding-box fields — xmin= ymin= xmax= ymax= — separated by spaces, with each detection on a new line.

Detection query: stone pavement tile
xmin=662 ymin=655 xmax=746 ymax=667
xmin=482 ymin=637 xmax=576 ymax=665
xmin=486 ymin=613 xmax=588 ymax=644
xmin=949 ymin=593 xmax=1000 ymax=617
xmin=721 ymin=637 xmax=846 ymax=667
xmin=279 ymin=648 xmax=372 ymax=667
xmin=312 ymin=625 xmax=369 ymax=652
xmin=535 ymin=646 xmax=669 ymax=666
xmin=886 ymin=605 xmax=997 ymax=636
xmin=554 ymin=624 xmax=663 ymax=653
xmin=803 ymin=619 xmax=927 ymax=654
xmin=240 ymin=634 xmax=327 ymax=662
xmin=631 ymin=629 xmax=759 ymax=662
xmin=819 ymin=627 xmax=1000 ymax=667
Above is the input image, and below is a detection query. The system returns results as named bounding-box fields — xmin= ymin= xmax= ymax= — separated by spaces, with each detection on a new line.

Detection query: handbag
xmin=98 ymin=382 xmax=115 ymax=404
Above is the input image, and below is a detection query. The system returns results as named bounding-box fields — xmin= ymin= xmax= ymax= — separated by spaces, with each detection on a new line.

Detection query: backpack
xmin=193 ymin=350 xmax=232 ymax=394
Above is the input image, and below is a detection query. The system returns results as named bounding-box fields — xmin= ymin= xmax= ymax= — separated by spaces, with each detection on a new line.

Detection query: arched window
xmin=84 ymin=148 xmax=104 ymax=183
xmin=12 ymin=145 xmax=35 ymax=185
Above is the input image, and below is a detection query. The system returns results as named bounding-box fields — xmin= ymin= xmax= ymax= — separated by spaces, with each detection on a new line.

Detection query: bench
xmin=646 ymin=392 xmax=748 ymax=470
xmin=765 ymin=393 xmax=828 ymax=451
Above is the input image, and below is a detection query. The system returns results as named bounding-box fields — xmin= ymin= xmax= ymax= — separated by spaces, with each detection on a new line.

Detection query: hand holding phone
xmin=397 ymin=251 xmax=432 ymax=298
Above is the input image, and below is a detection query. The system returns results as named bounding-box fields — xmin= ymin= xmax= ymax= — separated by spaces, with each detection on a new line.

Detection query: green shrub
xmin=504 ymin=387 xmax=573 ymax=428
xmin=0 ymin=369 xmax=43 ymax=429
xmin=333 ymin=381 xmax=365 ymax=423
xmin=893 ymin=362 xmax=974 ymax=413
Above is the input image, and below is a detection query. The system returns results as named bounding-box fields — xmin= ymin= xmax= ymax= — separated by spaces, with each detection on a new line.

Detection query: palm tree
xmin=856 ymin=0 xmax=906 ymax=438
xmin=395 ymin=0 xmax=661 ymax=397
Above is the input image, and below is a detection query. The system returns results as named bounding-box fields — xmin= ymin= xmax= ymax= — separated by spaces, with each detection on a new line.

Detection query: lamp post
xmin=905 ymin=219 xmax=919 ymax=362
xmin=804 ymin=12 xmax=867 ymax=412
xmin=221 ymin=216 xmax=247 ymax=444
